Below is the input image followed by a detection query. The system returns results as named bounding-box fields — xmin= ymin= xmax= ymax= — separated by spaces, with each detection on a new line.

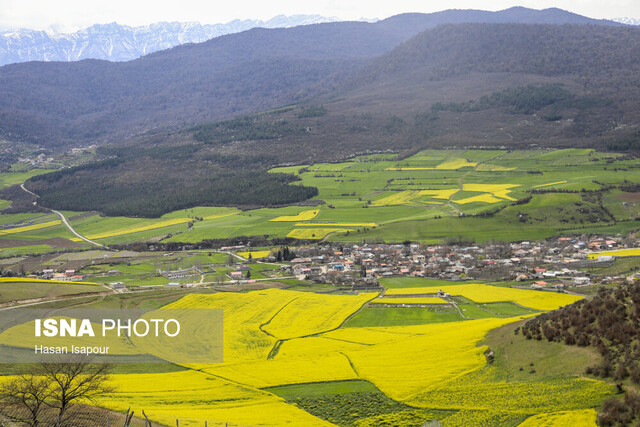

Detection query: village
xmin=265 ymin=235 xmax=634 ymax=290
xmin=3 ymin=233 xmax=637 ymax=294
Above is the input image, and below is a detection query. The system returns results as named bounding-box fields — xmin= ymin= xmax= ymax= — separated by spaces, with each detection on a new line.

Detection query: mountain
xmin=0 ymin=15 xmax=341 ymax=66
xmin=0 ymin=7 xmax=624 ymax=148
xmin=614 ymin=17 xmax=640 ymax=25
xmin=15 ymin=22 xmax=640 ymax=218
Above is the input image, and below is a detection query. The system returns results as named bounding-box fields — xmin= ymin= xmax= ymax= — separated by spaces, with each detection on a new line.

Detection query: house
xmin=531 ymin=281 xmax=548 ymax=289
xmin=229 ymin=271 xmax=243 ymax=280
xmin=574 ymin=277 xmax=591 ymax=286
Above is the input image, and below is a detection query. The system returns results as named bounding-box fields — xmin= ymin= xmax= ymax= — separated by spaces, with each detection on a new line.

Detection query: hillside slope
xmin=0 ymin=7 xmax=623 ymax=147
xmin=13 ymin=23 xmax=640 ymax=217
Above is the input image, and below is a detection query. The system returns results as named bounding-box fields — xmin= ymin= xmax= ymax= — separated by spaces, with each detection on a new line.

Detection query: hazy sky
xmin=1 ymin=0 xmax=638 ymax=32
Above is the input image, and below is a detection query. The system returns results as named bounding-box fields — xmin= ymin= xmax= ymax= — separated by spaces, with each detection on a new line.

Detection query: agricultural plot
xmin=386 ymin=284 xmax=582 ymax=310
xmin=0 ymin=279 xmax=103 ymax=303
xmin=370 ymin=297 xmax=449 ymax=304
xmin=517 ymin=409 xmax=597 ymax=426
xmin=0 ymin=281 xmax=610 ymax=426
xmin=98 ymin=370 xmax=332 ymax=426
xmin=0 ymin=149 xmax=640 ymax=246
xmin=588 ymin=248 xmax=640 ymax=259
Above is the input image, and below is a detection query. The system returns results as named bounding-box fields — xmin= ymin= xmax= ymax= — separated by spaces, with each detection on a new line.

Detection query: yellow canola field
xmin=237 ymin=250 xmax=272 ymax=259
xmin=588 ymin=248 xmax=640 ymax=259
xmin=201 ymin=353 xmax=358 ymax=388
xmin=518 ymin=409 xmax=597 ymax=426
xmin=288 ymin=228 xmax=353 ymax=239
xmin=164 ymin=289 xmax=376 ymax=362
xmin=270 ymin=210 xmax=319 ymax=222
xmin=532 ymin=181 xmax=568 ymax=189
xmin=435 ymin=158 xmax=478 ymax=169
xmin=0 ymin=317 xmax=140 ymax=355
xmin=386 ymin=284 xmax=582 ymax=311
xmin=295 ymin=222 xmax=377 ymax=227
xmin=278 ymin=318 xmax=521 ymax=402
xmin=370 ymin=297 xmax=449 ymax=304
xmin=371 ymin=189 xmax=458 ymax=206
xmin=202 ymin=211 xmax=239 ymax=221
xmin=262 ymin=291 xmax=375 ymax=339
xmin=453 ymin=194 xmax=503 ymax=204
xmin=164 ymin=291 xmax=288 ymax=362
xmin=0 ymin=220 xmax=61 ymax=236
xmin=0 ymin=277 xmax=100 ymax=286
xmin=99 ymin=370 xmax=331 ymax=427
xmin=462 ymin=184 xmax=520 ymax=201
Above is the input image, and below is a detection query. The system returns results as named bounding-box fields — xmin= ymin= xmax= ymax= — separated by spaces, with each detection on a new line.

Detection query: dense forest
xmin=21 ymin=147 xmax=317 ymax=217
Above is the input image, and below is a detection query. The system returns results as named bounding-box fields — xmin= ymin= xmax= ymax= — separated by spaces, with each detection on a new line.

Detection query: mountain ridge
xmin=0 ymin=15 xmax=343 ymax=66
xmin=0 ymin=7 xmax=626 ymax=148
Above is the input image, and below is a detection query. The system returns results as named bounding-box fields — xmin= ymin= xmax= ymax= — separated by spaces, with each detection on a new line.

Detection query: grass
xmin=264 ymin=379 xmax=378 ymax=399
xmin=483 ymin=320 xmax=601 ymax=382
xmin=343 ymin=306 xmax=464 ymax=327
xmin=2 ymin=148 xmax=640 ymax=247
xmin=0 ymin=281 xmax=106 ymax=303
xmin=265 ymin=380 xmax=451 ymax=427
xmin=379 ymin=277 xmax=472 ymax=289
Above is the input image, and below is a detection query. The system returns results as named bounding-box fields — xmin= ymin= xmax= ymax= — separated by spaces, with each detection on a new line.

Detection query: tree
xmin=0 ymin=373 xmax=50 ymax=426
xmin=0 ymin=362 xmax=114 ymax=426
xmin=40 ymin=361 xmax=114 ymax=422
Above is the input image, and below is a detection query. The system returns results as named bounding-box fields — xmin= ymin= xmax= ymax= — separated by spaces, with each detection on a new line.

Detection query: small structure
xmin=573 ymin=277 xmax=591 ymax=286
xmin=109 ymin=282 xmax=126 ymax=290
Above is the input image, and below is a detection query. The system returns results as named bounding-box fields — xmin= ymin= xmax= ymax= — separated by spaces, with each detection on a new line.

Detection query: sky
xmin=0 ymin=0 xmax=638 ymax=32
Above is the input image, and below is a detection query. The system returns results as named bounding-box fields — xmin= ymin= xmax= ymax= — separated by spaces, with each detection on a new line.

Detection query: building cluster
xmin=270 ymin=235 xmax=635 ymax=288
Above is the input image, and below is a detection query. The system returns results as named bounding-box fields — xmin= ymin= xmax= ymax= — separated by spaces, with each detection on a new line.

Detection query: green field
xmin=379 ymin=277 xmax=475 ymax=289
xmin=344 ymin=306 xmax=465 ymax=327
xmin=0 ymin=280 xmax=105 ymax=303
xmin=0 ymin=149 xmax=639 ymax=246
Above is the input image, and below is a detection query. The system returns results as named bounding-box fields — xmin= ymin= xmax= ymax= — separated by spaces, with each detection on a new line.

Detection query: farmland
xmin=0 ymin=280 xmax=612 ymax=426
xmin=0 ymin=149 xmax=639 ymax=250
xmin=0 ymin=148 xmax=631 ymax=426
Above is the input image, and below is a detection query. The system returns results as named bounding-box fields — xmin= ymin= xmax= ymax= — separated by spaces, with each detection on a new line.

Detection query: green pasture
xmin=1 ymin=149 xmax=640 ymax=246
xmin=0 ymin=169 xmax=56 ymax=189
xmin=0 ymin=281 xmax=105 ymax=303
xmin=379 ymin=277 xmax=472 ymax=289
xmin=265 ymin=380 xmax=378 ymax=399
xmin=344 ymin=306 xmax=465 ymax=327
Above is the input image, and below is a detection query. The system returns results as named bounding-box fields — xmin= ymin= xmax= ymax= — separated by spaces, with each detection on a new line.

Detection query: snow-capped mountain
xmin=0 ymin=15 xmax=341 ymax=66
xmin=613 ymin=17 xmax=640 ymax=25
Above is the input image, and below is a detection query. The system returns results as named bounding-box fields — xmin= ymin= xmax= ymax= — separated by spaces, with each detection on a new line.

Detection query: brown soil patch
xmin=618 ymin=192 xmax=640 ymax=203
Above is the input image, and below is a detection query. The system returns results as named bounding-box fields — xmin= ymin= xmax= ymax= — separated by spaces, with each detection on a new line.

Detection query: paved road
xmin=20 ymin=183 xmax=108 ymax=249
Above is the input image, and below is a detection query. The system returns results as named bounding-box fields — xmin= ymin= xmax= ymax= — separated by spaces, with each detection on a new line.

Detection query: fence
xmin=0 ymin=405 xmax=244 ymax=426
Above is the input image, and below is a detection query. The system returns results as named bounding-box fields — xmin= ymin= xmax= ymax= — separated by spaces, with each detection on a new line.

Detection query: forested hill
xmin=521 ymin=283 xmax=640 ymax=425
xmin=0 ymin=7 xmax=623 ymax=148
xmin=359 ymin=23 xmax=640 ymax=86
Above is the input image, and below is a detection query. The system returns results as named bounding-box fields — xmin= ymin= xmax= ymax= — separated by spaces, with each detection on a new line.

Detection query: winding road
xmin=20 ymin=183 xmax=108 ymax=249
